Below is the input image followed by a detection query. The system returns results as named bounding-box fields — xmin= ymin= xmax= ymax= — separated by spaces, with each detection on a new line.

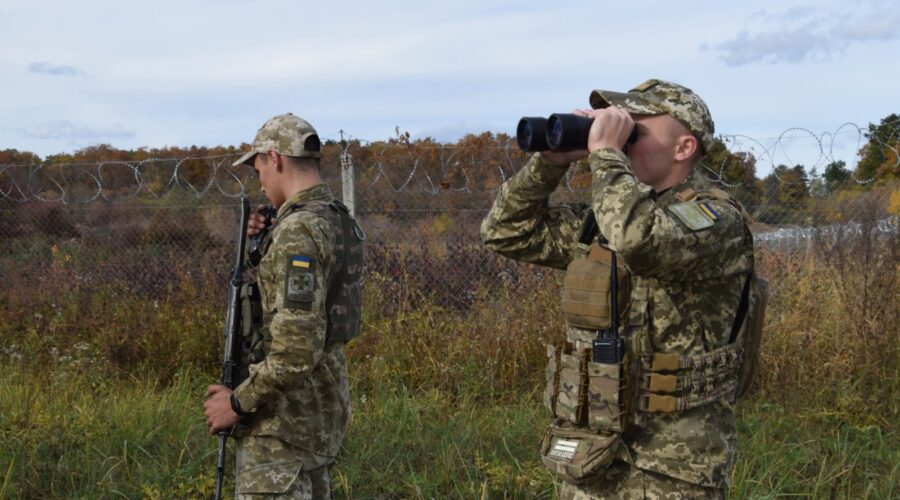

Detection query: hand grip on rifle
xmin=248 ymin=205 xmax=276 ymax=266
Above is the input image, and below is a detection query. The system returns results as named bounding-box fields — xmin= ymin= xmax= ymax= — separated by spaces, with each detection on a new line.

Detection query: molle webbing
xmin=637 ymin=343 xmax=742 ymax=413
xmin=561 ymin=245 xmax=630 ymax=331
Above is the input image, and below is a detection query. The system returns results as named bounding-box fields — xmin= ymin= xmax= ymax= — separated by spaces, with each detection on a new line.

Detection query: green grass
xmin=2 ymin=365 xmax=896 ymax=499
xmin=1 ymin=237 xmax=897 ymax=498
xmin=732 ymin=399 xmax=898 ymax=499
xmin=0 ymin=366 xmax=219 ymax=499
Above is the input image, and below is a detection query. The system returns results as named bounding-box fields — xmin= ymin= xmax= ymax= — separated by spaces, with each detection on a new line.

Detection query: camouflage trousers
xmin=235 ymin=436 xmax=333 ymax=499
xmin=558 ymin=460 xmax=725 ymax=500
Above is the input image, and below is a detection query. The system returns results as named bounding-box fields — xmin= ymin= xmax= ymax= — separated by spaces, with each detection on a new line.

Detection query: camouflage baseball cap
xmin=233 ymin=113 xmax=322 ymax=166
xmin=590 ymin=79 xmax=715 ymax=153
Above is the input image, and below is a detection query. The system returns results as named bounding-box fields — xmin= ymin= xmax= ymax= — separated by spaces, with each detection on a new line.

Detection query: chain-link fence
xmin=1 ymin=128 xmax=898 ymax=317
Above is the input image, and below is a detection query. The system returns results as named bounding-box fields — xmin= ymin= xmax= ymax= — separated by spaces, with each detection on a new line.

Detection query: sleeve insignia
xmin=284 ymin=254 xmax=315 ymax=309
xmin=668 ymin=202 xmax=716 ymax=231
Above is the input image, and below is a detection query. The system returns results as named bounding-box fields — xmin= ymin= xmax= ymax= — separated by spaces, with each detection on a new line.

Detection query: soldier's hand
xmin=582 ymin=107 xmax=634 ymax=153
xmin=246 ymin=205 xmax=269 ymax=237
xmin=204 ymin=385 xmax=241 ymax=434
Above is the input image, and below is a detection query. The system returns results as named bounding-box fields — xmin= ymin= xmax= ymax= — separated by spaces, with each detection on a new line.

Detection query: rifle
xmin=214 ymin=196 xmax=251 ymax=500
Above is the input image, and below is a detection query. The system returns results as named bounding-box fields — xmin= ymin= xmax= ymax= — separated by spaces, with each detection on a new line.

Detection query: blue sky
xmin=1 ymin=0 xmax=898 ymax=175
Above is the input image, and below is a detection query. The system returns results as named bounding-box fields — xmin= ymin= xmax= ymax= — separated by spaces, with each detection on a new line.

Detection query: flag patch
xmin=699 ymin=202 xmax=721 ymax=221
xmin=291 ymin=255 xmax=313 ymax=268
xmin=668 ymin=202 xmax=715 ymax=230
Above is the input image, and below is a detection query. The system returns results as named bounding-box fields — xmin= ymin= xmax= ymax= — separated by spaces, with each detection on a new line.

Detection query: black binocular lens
xmin=516 ymin=113 xmax=640 ymax=152
xmin=546 ymin=114 xmax=594 ymax=151
xmin=516 ymin=117 xmax=549 ymax=152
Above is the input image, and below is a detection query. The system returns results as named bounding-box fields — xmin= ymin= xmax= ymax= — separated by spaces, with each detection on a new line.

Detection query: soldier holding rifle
xmin=204 ymin=114 xmax=364 ymax=499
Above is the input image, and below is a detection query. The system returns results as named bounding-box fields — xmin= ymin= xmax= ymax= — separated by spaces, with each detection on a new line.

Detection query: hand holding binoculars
xmin=516 ymin=114 xmax=638 ymax=152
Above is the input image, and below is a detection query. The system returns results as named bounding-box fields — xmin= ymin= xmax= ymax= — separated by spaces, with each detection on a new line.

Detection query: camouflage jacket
xmin=233 ymin=183 xmax=350 ymax=468
xmin=480 ymin=150 xmax=754 ymax=487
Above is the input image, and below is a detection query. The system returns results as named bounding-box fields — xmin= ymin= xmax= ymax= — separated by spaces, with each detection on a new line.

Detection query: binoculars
xmin=516 ymin=114 xmax=638 ymax=152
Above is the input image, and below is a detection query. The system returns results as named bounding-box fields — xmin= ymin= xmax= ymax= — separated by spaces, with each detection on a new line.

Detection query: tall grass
xmin=1 ymin=224 xmax=897 ymax=498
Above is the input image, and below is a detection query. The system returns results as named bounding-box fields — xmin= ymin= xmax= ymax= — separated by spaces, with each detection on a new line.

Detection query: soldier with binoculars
xmin=482 ymin=79 xmax=758 ymax=498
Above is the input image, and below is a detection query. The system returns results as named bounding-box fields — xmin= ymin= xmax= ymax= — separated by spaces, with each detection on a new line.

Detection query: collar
xmin=656 ymin=169 xmax=710 ymax=206
xmin=277 ymin=183 xmax=333 ymax=220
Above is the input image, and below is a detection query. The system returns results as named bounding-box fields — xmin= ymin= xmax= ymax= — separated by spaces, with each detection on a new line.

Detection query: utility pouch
xmin=587 ymin=359 xmax=627 ymax=433
xmin=561 ymin=245 xmax=629 ymax=330
xmin=540 ymin=420 xmax=620 ymax=484
xmin=555 ymin=344 xmax=590 ymax=425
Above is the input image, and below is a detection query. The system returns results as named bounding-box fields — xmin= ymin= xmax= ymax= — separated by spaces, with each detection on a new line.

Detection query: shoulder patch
xmin=698 ymin=202 xmax=721 ymax=221
xmin=668 ymin=201 xmax=716 ymax=231
xmin=284 ymin=254 xmax=316 ymax=310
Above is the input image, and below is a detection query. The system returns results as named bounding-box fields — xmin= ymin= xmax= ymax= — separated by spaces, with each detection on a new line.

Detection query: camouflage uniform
xmin=481 ymin=81 xmax=754 ymax=498
xmin=231 ymin=114 xmax=363 ymax=498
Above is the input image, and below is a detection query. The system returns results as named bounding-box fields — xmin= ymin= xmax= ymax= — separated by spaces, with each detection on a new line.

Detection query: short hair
xmin=285 ymin=155 xmax=321 ymax=171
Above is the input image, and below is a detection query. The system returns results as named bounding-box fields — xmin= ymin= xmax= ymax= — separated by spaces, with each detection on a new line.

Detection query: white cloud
xmin=22 ymin=121 xmax=135 ymax=142
xmin=28 ymin=61 xmax=83 ymax=76
xmin=707 ymin=1 xmax=900 ymax=66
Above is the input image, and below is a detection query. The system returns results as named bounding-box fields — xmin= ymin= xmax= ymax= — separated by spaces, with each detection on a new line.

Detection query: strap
xmin=675 ymin=187 xmax=697 ymax=202
xmin=643 ymin=361 xmax=739 ymax=393
xmin=324 ymin=201 xmax=354 ymax=344
xmin=729 ymin=273 xmax=753 ymax=344
xmin=577 ymin=211 xmax=599 ymax=245
xmin=640 ymin=378 xmax=739 ymax=413
xmin=649 ymin=342 xmax=741 ymax=372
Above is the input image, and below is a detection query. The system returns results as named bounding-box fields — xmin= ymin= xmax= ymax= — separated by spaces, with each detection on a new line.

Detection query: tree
xmin=701 ymin=137 xmax=762 ymax=208
xmin=856 ymin=113 xmax=900 ymax=183
xmin=823 ymin=160 xmax=852 ymax=192
xmin=759 ymin=164 xmax=810 ymax=224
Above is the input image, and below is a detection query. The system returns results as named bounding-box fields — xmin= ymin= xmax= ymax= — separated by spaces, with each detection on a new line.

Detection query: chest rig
xmin=540 ymin=190 xmax=760 ymax=483
xmin=237 ymin=199 xmax=365 ymax=383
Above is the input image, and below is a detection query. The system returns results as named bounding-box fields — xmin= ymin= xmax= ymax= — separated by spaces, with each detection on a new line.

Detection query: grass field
xmin=1 ymin=229 xmax=897 ymax=498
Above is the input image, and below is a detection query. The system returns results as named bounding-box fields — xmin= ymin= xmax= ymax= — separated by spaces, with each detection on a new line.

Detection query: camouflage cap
xmin=590 ymin=79 xmax=715 ymax=154
xmin=233 ymin=113 xmax=322 ymax=167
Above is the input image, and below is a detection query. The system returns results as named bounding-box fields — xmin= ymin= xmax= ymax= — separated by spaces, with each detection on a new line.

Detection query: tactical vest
xmin=540 ymin=189 xmax=766 ymax=484
xmin=237 ymin=199 xmax=365 ymax=383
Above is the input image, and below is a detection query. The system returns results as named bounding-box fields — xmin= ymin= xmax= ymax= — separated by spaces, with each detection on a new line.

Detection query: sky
xmin=1 ymin=0 xmax=898 ymax=175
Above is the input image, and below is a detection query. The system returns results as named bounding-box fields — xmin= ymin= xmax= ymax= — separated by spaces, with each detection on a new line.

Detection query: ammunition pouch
xmin=542 ymin=342 xmax=627 ymax=482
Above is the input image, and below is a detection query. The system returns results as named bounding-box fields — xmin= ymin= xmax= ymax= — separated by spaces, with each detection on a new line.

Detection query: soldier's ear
xmin=266 ymin=150 xmax=284 ymax=171
xmin=673 ymin=134 xmax=699 ymax=162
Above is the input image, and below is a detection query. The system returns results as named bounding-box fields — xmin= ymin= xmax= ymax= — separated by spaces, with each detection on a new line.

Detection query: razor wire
xmin=2 ymin=123 xmax=898 ymax=203
xmin=1 ymin=124 xmax=898 ymax=314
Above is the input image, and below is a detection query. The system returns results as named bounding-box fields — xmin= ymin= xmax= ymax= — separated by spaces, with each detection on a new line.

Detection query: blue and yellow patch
xmin=668 ymin=201 xmax=717 ymax=231
xmin=698 ymin=202 xmax=721 ymax=221
xmin=291 ymin=255 xmax=313 ymax=268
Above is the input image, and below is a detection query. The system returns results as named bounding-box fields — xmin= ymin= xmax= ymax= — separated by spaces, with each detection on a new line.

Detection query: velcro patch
xmin=548 ymin=438 xmax=577 ymax=462
xmin=284 ymin=254 xmax=315 ymax=309
xmin=668 ymin=202 xmax=716 ymax=231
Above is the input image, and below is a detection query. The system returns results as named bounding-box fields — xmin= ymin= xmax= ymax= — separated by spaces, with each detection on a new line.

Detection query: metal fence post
xmin=340 ymin=130 xmax=356 ymax=217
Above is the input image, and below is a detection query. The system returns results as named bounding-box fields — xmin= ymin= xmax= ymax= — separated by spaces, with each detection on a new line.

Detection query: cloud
xmin=706 ymin=2 xmax=900 ymax=66
xmin=28 ymin=61 xmax=83 ymax=76
xmin=22 ymin=121 xmax=135 ymax=142
xmin=711 ymin=27 xmax=837 ymax=66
